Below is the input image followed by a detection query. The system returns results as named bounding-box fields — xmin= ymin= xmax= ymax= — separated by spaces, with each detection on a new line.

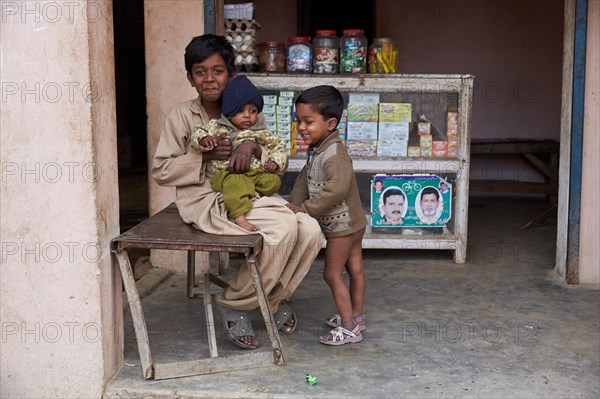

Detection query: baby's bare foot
xmin=234 ymin=215 xmax=260 ymax=232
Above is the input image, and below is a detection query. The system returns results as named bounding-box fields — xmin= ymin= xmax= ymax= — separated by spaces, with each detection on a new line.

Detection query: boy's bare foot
xmin=234 ymin=215 xmax=260 ymax=232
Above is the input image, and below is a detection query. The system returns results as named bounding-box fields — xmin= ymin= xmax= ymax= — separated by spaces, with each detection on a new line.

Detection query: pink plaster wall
xmin=578 ymin=0 xmax=600 ymax=285
xmin=145 ymin=0 xmax=206 ymax=215
xmin=144 ymin=0 xmax=214 ymax=272
xmin=0 ymin=1 xmax=120 ymax=396
xmin=376 ymin=0 xmax=564 ymax=142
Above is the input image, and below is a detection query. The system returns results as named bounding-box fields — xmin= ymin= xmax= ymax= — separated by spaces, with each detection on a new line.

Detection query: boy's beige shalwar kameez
xmin=152 ymin=97 xmax=324 ymax=312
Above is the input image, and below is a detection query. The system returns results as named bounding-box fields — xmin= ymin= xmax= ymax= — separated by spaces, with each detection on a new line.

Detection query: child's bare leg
xmin=323 ymin=235 xmax=355 ymax=331
xmin=234 ymin=213 xmax=260 ymax=232
xmin=345 ymin=228 xmax=366 ymax=319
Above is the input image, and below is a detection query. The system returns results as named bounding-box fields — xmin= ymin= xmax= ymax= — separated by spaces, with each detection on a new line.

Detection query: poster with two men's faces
xmin=371 ymin=174 xmax=452 ymax=228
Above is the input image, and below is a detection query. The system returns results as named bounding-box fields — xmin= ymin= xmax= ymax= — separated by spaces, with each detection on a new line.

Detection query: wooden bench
xmin=111 ymin=203 xmax=284 ymax=380
xmin=470 ymin=139 xmax=559 ymax=199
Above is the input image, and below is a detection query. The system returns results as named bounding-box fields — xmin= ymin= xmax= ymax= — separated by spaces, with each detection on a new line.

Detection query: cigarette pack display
xmin=276 ymin=113 xmax=291 ymax=123
xmin=418 ymin=122 xmax=431 ymax=136
xmin=347 ymin=121 xmax=378 ymax=140
xmin=447 ymin=112 xmax=459 ymax=124
xmin=378 ymin=122 xmax=409 ymax=141
xmin=432 ymin=141 xmax=448 ymax=151
xmin=346 ymin=139 xmax=378 ymax=156
xmin=262 ymin=95 xmax=278 ymax=105
xmin=379 ymin=103 xmax=412 ymax=123
xmin=377 ymin=139 xmax=407 ymax=157
xmin=278 ymin=96 xmax=294 ymax=106
xmin=348 ymin=92 xmax=380 ymax=104
xmin=347 ymin=103 xmax=379 ymax=122
xmin=276 ymin=105 xmax=291 ymax=114
xmin=263 ymin=112 xmax=276 ymax=123
xmin=419 ymin=135 xmax=432 ymax=148
xmin=407 ymin=146 xmax=421 ymax=157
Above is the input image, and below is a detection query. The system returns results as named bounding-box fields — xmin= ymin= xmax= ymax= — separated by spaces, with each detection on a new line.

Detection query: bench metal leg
xmin=114 ymin=250 xmax=154 ymax=379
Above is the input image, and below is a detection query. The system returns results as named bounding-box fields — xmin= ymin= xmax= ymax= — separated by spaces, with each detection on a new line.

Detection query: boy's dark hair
xmin=295 ymin=85 xmax=344 ymax=128
xmin=184 ymin=34 xmax=236 ymax=74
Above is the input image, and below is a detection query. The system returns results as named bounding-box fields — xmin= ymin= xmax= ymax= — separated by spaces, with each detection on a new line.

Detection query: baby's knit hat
xmin=221 ymin=75 xmax=264 ymax=117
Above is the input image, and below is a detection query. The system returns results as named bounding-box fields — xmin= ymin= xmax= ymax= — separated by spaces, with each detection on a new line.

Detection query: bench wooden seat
xmin=111 ymin=203 xmax=284 ymax=380
xmin=470 ymin=139 xmax=559 ymax=198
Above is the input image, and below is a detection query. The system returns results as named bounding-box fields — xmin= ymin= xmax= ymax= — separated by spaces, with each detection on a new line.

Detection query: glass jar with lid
xmin=368 ymin=37 xmax=398 ymax=74
xmin=339 ymin=29 xmax=368 ymax=74
xmin=286 ymin=36 xmax=312 ymax=73
xmin=258 ymin=42 xmax=286 ymax=73
xmin=312 ymin=30 xmax=339 ymax=74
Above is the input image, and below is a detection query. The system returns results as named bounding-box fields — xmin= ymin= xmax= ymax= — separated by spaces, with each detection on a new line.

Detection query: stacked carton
xmin=346 ymin=93 xmax=380 ymax=157
xmin=446 ymin=112 xmax=459 ymax=157
xmin=337 ymin=110 xmax=348 ymax=143
xmin=262 ymin=91 xmax=295 ymax=155
xmin=377 ymin=103 xmax=410 ymax=157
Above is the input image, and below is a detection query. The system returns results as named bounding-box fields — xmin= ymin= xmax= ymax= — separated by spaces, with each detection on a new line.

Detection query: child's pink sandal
xmin=319 ymin=324 xmax=363 ymax=346
xmin=325 ymin=314 xmax=366 ymax=331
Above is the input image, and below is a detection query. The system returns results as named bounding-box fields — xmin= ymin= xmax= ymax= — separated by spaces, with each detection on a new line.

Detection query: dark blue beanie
xmin=221 ymin=75 xmax=264 ymax=117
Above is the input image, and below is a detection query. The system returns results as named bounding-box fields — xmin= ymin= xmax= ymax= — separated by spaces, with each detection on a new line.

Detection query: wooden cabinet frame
xmin=244 ymin=73 xmax=474 ymax=263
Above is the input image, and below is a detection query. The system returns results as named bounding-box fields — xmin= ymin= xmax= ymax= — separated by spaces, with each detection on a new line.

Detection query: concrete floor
xmin=104 ymin=196 xmax=600 ymax=399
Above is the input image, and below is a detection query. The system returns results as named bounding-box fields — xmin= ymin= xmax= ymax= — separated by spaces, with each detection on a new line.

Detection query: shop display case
xmin=244 ymin=73 xmax=474 ymax=263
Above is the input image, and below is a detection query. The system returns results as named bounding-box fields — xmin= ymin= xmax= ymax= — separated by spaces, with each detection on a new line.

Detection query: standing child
xmin=286 ymin=85 xmax=368 ymax=345
xmin=191 ymin=75 xmax=287 ymax=232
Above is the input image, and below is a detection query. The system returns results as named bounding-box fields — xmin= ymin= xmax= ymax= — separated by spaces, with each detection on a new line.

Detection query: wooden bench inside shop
xmin=469 ymin=139 xmax=559 ymax=200
xmin=111 ymin=203 xmax=284 ymax=380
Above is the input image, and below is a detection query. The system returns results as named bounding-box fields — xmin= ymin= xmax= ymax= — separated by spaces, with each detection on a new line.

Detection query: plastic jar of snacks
xmin=258 ymin=42 xmax=286 ymax=73
xmin=368 ymin=37 xmax=398 ymax=73
xmin=339 ymin=29 xmax=367 ymax=74
xmin=286 ymin=36 xmax=312 ymax=73
xmin=312 ymin=30 xmax=339 ymax=74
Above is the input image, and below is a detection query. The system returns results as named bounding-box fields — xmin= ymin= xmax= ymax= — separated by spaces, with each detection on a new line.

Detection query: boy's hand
xmin=263 ymin=160 xmax=279 ymax=173
xmin=229 ymin=140 xmax=260 ymax=173
xmin=204 ymin=134 xmax=231 ymax=161
xmin=199 ymin=136 xmax=218 ymax=148
xmin=286 ymin=203 xmax=305 ymax=214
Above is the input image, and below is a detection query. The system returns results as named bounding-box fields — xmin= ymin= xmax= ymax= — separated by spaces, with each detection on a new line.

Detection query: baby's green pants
xmin=211 ymin=169 xmax=281 ymax=218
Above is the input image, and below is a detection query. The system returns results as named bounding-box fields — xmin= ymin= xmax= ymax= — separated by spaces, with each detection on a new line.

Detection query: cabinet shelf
xmin=288 ymin=157 xmax=466 ymax=174
xmin=245 ymin=73 xmax=474 ymax=263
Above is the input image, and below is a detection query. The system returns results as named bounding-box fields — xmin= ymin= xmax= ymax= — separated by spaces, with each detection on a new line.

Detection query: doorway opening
xmin=113 ymin=0 xmax=150 ymax=269
xmin=113 ymin=0 xmax=148 ymax=232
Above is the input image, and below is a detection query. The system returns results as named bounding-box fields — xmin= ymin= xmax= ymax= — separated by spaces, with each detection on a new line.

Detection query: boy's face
xmin=383 ymin=194 xmax=404 ymax=223
xmin=295 ymin=103 xmax=338 ymax=145
xmin=228 ymin=104 xmax=260 ymax=130
xmin=187 ymin=53 xmax=231 ymax=102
